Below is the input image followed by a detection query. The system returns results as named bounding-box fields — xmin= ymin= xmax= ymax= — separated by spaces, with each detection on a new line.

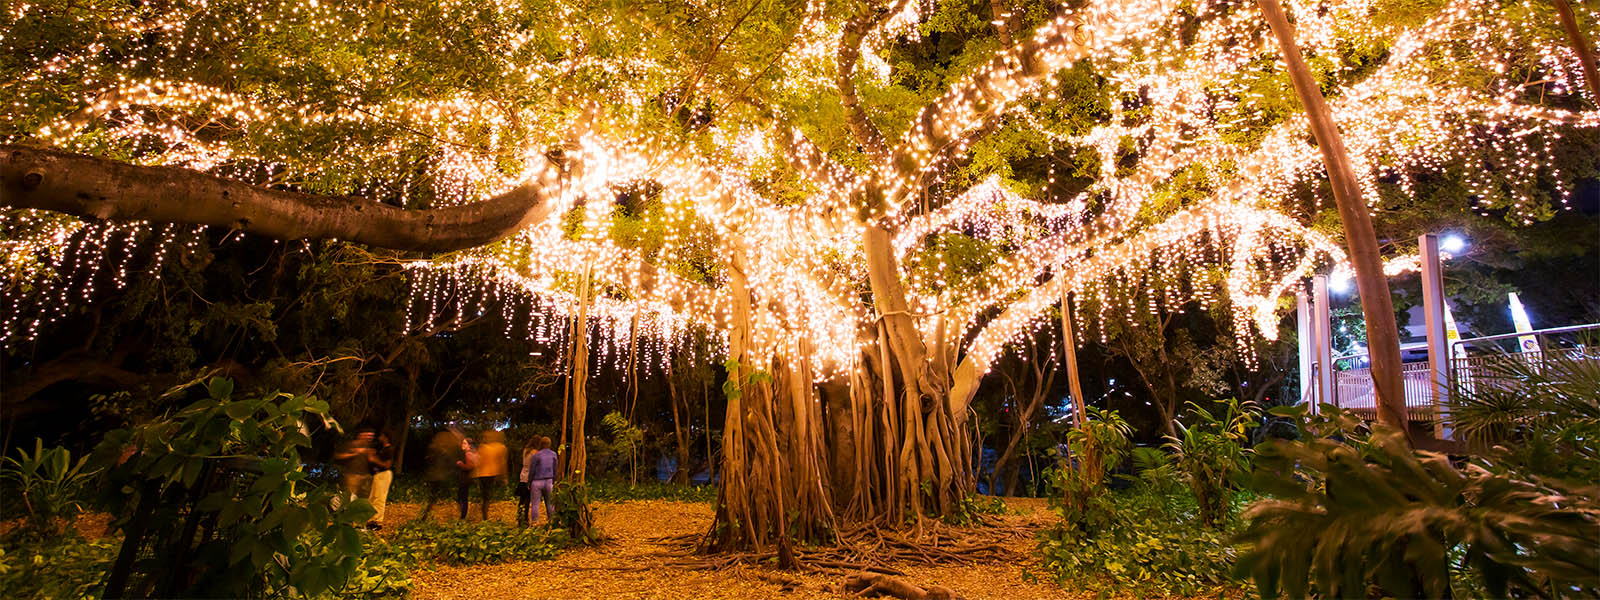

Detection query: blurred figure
xmin=420 ymin=426 xmax=471 ymax=520
xmin=334 ymin=428 xmax=376 ymax=503
xmin=366 ymin=431 xmax=394 ymax=529
xmin=521 ymin=436 xmax=558 ymax=526
xmin=472 ymin=430 xmax=508 ymax=520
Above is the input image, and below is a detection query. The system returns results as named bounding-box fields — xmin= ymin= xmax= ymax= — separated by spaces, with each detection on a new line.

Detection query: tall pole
xmin=1296 ymin=290 xmax=1315 ymax=410
xmin=1420 ymin=234 xmax=1450 ymax=440
xmin=1259 ymin=0 xmax=1412 ymax=442
xmin=1313 ymin=275 xmax=1336 ymax=410
xmin=1061 ymin=289 xmax=1087 ymax=428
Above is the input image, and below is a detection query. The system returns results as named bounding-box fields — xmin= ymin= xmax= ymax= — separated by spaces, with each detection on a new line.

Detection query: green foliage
xmin=586 ymin=479 xmax=717 ymax=503
xmin=1050 ymin=407 xmax=1131 ymax=529
xmin=1164 ymin=398 xmax=1258 ymax=528
xmin=944 ymin=493 xmax=1010 ymax=526
xmin=1036 ymin=487 xmax=1242 ymax=597
xmin=551 ymin=481 xmax=603 ymax=546
xmin=91 ymin=377 xmax=376 ymax=598
xmin=1121 ymin=446 xmax=1180 ymax=497
xmin=388 ymin=520 xmax=565 ymax=566
xmin=1 ymin=439 xmax=99 ymax=540
xmin=299 ymin=532 xmax=413 ymax=600
xmin=600 ymin=411 xmax=645 ymax=485
xmin=1239 ymin=409 xmax=1600 ymax=599
xmin=1446 ymin=349 xmax=1600 ymax=480
xmin=0 ymin=533 xmax=116 ymax=600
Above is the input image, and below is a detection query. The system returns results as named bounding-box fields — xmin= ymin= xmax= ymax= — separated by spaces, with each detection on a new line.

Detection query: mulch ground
xmin=385 ymin=497 xmax=1092 ymax=600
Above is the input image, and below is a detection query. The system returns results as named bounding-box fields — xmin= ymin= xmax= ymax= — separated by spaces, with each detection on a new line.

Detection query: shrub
xmin=0 ymin=533 xmax=115 ymax=600
xmin=90 ymin=377 xmax=375 ymax=598
xmin=1238 ymin=407 xmax=1600 ymax=599
xmin=1035 ymin=487 xmax=1241 ymax=597
xmin=390 ymin=520 xmax=565 ymax=566
xmin=1165 ymin=398 xmax=1257 ymax=528
xmin=551 ymin=481 xmax=602 ymax=545
xmin=1 ymin=440 xmax=99 ymax=540
xmin=1447 ymin=349 xmax=1600 ymax=480
xmin=1051 ymin=407 xmax=1131 ymax=529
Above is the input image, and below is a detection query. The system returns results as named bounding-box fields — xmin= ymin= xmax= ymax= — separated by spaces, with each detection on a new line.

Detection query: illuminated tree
xmin=3 ymin=0 xmax=1595 ymax=555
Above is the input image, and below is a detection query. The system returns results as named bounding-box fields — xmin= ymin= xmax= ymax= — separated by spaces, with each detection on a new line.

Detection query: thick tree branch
xmin=2 ymin=144 xmax=557 ymax=253
xmin=1554 ymin=0 xmax=1600 ymax=106
xmin=836 ymin=1 xmax=908 ymax=161
xmin=889 ymin=13 xmax=1093 ymax=191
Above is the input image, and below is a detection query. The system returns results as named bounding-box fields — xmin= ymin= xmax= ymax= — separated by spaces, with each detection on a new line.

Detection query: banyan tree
xmin=4 ymin=0 xmax=1595 ymax=557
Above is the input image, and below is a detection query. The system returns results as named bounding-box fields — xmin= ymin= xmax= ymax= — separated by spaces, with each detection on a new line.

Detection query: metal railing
xmin=1331 ymin=361 xmax=1437 ymax=421
xmin=1326 ymin=323 xmax=1600 ymax=422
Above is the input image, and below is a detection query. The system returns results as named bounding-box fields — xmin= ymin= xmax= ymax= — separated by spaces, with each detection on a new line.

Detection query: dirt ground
xmin=388 ymin=497 xmax=1088 ymax=600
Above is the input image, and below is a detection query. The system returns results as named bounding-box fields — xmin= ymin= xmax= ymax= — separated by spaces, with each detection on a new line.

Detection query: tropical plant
xmin=1036 ymin=486 xmax=1241 ymax=596
xmin=1120 ymin=446 xmax=1183 ymax=503
xmin=1051 ymin=407 xmax=1131 ymax=530
xmin=1447 ymin=348 xmax=1600 ymax=480
xmin=1165 ymin=398 xmax=1259 ymax=528
xmin=551 ymin=480 xmax=602 ymax=546
xmin=601 ymin=411 xmax=645 ymax=486
xmin=1 ymin=439 xmax=99 ymax=539
xmin=1238 ymin=413 xmax=1600 ymax=599
xmin=90 ymin=377 xmax=377 ymax=598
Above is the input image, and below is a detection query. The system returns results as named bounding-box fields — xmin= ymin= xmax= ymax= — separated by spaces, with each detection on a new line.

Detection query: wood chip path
xmin=386 ymin=498 xmax=1099 ymax=600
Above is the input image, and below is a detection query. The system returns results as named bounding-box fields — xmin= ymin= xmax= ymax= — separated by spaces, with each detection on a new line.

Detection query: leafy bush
xmin=586 ymin=478 xmax=717 ymax=503
xmin=1 ymin=439 xmax=99 ymax=540
xmin=323 ymin=534 xmax=414 ymax=600
xmin=389 ymin=519 xmax=565 ymax=566
xmin=0 ymin=533 xmax=115 ymax=600
xmin=1165 ymin=398 xmax=1257 ymax=528
xmin=1051 ymin=407 xmax=1131 ymax=529
xmin=1447 ymin=349 xmax=1600 ymax=480
xmin=1238 ymin=406 xmax=1600 ymax=599
xmin=551 ymin=481 xmax=603 ymax=545
xmin=90 ymin=377 xmax=376 ymax=598
xmin=1036 ymin=487 xmax=1241 ymax=597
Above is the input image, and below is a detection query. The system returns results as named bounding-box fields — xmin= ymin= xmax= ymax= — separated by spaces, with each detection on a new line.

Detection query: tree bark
xmin=1258 ymin=0 xmax=1412 ymax=443
xmin=1554 ymin=0 xmax=1600 ymax=106
xmin=1 ymin=144 xmax=555 ymax=253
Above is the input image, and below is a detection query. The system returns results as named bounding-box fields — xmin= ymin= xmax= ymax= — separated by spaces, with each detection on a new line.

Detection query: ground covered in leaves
xmin=384 ymin=497 xmax=1094 ymax=600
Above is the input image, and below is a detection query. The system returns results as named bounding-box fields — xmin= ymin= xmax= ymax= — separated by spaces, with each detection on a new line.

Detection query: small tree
xmin=601 ymin=411 xmax=645 ymax=486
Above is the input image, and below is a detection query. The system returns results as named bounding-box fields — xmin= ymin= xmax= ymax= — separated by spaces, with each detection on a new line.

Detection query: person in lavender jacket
xmin=520 ymin=436 xmax=559 ymax=526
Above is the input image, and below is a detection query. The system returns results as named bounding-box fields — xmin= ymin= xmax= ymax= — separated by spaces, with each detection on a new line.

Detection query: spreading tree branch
xmin=835 ymin=1 xmax=909 ymax=160
xmin=2 ymin=144 xmax=559 ymax=253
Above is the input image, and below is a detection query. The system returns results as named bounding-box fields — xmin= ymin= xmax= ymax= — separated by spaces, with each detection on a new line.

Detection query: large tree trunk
xmin=1 ymin=145 xmax=555 ymax=253
xmin=704 ymin=248 xmax=833 ymax=564
xmin=1258 ymin=0 xmax=1411 ymax=442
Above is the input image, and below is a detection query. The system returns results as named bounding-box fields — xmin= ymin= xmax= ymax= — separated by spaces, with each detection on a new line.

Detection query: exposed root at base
xmin=749 ymin=572 xmax=966 ymax=600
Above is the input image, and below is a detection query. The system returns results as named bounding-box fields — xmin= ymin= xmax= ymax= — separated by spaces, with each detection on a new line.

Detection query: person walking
xmin=455 ymin=432 xmax=478 ymax=519
xmin=420 ymin=427 xmax=470 ymax=520
xmin=334 ymin=429 xmax=375 ymax=506
xmin=521 ymin=436 xmax=558 ymax=526
xmin=366 ymin=431 xmax=394 ymax=529
xmin=471 ymin=430 xmax=508 ymax=521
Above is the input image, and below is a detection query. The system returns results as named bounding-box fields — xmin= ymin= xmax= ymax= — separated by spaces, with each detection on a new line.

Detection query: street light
xmin=1441 ymin=234 xmax=1466 ymax=254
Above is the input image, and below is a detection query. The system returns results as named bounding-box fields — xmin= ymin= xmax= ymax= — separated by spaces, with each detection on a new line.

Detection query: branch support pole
xmin=1258 ymin=0 xmax=1411 ymax=443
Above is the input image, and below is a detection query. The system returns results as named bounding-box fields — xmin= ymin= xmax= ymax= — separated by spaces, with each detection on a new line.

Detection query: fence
xmin=1331 ymin=361 xmax=1437 ymax=421
xmin=1325 ymin=323 xmax=1600 ymax=422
